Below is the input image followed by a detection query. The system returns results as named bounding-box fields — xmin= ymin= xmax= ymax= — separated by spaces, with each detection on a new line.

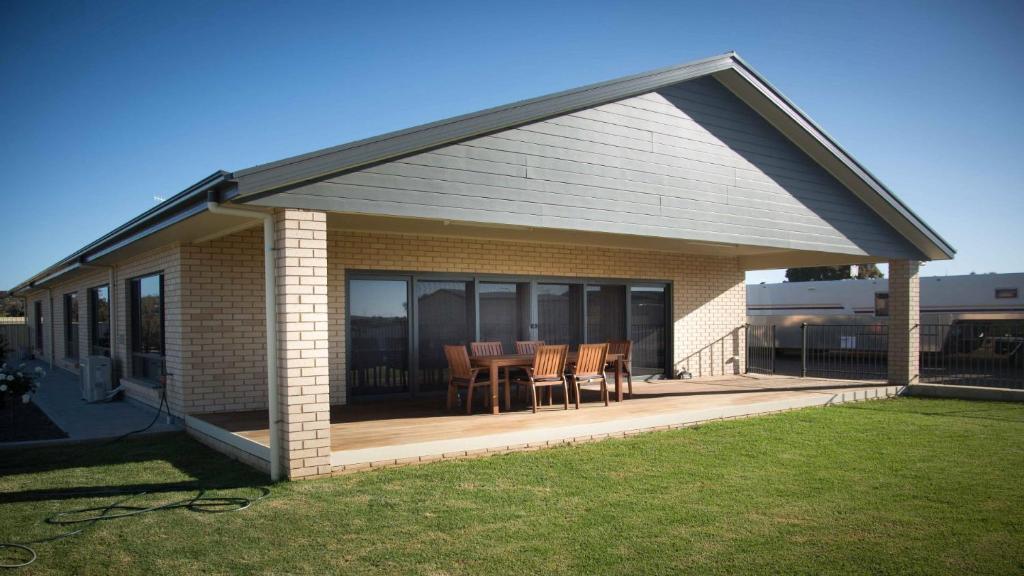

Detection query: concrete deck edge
xmin=185 ymin=414 xmax=271 ymax=462
xmin=905 ymin=383 xmax=1024 ymax=402
xmin=329 ymin=385 xmax=903 ymax=468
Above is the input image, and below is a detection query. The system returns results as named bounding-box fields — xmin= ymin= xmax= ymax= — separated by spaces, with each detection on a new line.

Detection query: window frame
xmin=995 ymin=288 xmax=1018 ymax=300
xmin=63 ymin=292 xmax=79 ymax=360
xmin=89 ymin=284 xmax=111 ymax=357
xmin=129 ymin=273 xmax=165 ymax=383
xmin=874 ymin=292 xmax=889 ymax=317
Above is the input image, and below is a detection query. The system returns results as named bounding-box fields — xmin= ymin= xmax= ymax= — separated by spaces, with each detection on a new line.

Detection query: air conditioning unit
xmin=81 ymin=355 xmax=112 ymax=402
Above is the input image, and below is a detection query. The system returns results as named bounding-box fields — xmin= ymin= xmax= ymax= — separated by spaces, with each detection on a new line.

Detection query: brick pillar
xmin=887 ymin=260 xmax=920 ymax=385
xmin=274 ymin=209 xmax=332 ymax=479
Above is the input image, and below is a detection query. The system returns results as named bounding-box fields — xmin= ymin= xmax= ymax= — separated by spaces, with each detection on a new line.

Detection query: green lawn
xmin=2 ymin=398 xmax=1022 ymax=575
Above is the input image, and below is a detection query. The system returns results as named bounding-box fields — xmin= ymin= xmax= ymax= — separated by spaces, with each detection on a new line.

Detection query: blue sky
xmin=1 ymin=0 xmax=1021 ymax=288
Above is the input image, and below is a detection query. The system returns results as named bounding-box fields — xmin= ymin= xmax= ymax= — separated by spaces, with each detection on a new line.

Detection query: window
xmin=348 ymin=278 xmax=409 ymax=396
xmin=995 ymin=288 xmax=1018 ymax=299
xmin=34 ymin=301 xmax=43 ymax=350
xmin=63 ymin=293 xmax=79 ymax=360
xmin=89 ymin=285 xmax=110 ymax=357
xmin=130 ymin=274 xmax=164 ymax=383
xmin=874 ymin=292 xmax=889 ymax=317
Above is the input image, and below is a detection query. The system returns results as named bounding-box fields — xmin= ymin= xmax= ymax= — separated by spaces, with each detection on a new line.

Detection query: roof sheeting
xmin=231 ymin=52 xmax=953 ymax=260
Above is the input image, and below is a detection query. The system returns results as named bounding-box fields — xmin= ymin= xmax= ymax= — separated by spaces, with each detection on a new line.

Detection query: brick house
xmin=11 ymin=53 xmax=952 ymax=479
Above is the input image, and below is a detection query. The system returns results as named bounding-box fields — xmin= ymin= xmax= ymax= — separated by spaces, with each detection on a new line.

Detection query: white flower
xmin=15 ymin=372 xmax=22 ymax=378
xmin=0 ymin=384 xmax=6 ymax=392
xmin=21 ymin=394 xmax=30 ymax=404
xmin=5 ymin=375 xmax=13 ymax=381
xmin=34 ymin=367 xmax=43 ymax=373
xmin=17 ymin=363 xmax=25 ymax=368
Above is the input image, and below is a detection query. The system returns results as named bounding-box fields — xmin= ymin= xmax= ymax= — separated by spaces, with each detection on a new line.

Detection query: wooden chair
xmin=514 ymin=344 xmax=569 ymax=413
xmin=469 ymin=341 xmax=513 ymax=408
xmin=444 ymin=345 xmax=490 ymax=414
xmin=514 ymin=340 xmax=545 ymax=355
xmin=607 ymin=340 xmax=634 ymax=398
xmin=470 ymin=341 xmax=504 ymax=357
xmin=571 ymin=343 xmax=609 ymax=408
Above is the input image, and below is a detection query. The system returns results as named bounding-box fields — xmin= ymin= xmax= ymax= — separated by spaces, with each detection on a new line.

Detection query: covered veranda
xmin=187 ymin=374 xmax=901 ymax=474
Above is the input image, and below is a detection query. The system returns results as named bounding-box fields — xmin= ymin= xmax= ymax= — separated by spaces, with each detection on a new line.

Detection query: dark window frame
xmin=129 ymin=273 xmax=165 ymax=384
xmin=33 ymin=300 xmax=44 ymax=350
xmin=345 ymin=270 xmax=673 ymax=400
xmin=995 ymin=288 xmax=1018 ymax=300
xmin=874 ymin=292 xmax=890 ymax=317
xmin=63 ymin=292 xmax=79 ymax=360
xmin=89 ymin=284 xmax=111 ymax=357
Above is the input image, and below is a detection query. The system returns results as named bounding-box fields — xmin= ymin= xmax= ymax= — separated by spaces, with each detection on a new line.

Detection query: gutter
xmin=205 ymin=196 xmax=281 ymax=483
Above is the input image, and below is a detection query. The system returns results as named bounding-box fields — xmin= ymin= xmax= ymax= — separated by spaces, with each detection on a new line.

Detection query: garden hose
xmin=0 ymin=384 xmax=271 ymax=569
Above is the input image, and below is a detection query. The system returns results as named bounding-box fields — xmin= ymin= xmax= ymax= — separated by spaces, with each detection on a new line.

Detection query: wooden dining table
xmin=469 ymin=351 xmax=626 ymax=414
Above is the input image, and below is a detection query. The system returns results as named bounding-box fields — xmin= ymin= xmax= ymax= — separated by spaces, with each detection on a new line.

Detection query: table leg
xmin=503 ymin=368 xmax=511 ymax=412
xmin=490 ymin=361 xmax=500 ymax=415
xmin=615 ymin=358 xmax=623 ymax=402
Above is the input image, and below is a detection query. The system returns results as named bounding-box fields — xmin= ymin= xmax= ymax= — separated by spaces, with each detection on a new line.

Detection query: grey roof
xmin=11 ymin=52 xmax=955 ymax=293
xmin=229 ymin=52 xmax=953 ymax=260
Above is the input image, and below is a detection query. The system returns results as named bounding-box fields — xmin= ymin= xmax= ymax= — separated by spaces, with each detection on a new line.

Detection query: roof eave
xmin=9 ymin=171 xmax=233 ymax=294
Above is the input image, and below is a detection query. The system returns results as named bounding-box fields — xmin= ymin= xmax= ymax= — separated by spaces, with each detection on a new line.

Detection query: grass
xmin=1 ymin=397 xmax=1022 ymax=575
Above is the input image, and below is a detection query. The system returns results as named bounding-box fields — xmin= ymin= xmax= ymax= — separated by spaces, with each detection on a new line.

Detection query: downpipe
xmin=206 ymin=199 xmax=281 ymax=482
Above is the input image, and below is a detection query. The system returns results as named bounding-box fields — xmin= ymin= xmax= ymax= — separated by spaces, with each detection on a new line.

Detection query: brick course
xmin=887 ymin=259 xmax=920 ymax=385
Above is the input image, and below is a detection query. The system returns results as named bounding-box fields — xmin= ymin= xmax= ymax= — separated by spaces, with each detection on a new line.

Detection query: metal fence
xmin=747 ymin=320 xmax=1024 ymax=389
xmin=744 ymin=324 xmax=775 ymax=375
xmin=921 ymin=323 xmax=1024 ymax=389
xmin=801 ymin=324 xmax=889 ymax=381
xmin=0 ymin=317 xmax=29 ymax=363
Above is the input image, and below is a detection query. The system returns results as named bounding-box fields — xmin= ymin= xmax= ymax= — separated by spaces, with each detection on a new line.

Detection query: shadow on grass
xmin=0 ymin=432 xmax=267 ymax=505
xmin=835 ymin=398 xmax=1024 ymax=424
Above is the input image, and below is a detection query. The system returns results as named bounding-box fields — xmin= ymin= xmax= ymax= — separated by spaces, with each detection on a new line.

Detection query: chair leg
xmin=602 ymin=377 xmax=609 ymax=406
xmin=562 ymin=379 xmax=569 ymax=410
xmin=466 ymin=384 xmax=474 ymax=415
xmin=530 ymin=382 xmax=538 ymax=413
xmin=574 ymin=379 xmax=581 ymax=409
xmin=626 ymin=368 xmax=633 ymax=398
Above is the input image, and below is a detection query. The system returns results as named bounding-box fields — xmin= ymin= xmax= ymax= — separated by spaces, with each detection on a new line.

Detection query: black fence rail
xmin=745 ymin=324 xmax=775 ymax=375
xmin=801 ymin=324 xmax=889 ymax=381
xmin=921 ymin=323 xmax=1024 ymax=389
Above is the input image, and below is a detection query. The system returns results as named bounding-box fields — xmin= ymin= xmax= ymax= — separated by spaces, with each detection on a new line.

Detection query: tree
xmin=855 ymin=264 xmax=884 ymax=279
xmin=784 ymin=266 xmax=852 ymax=282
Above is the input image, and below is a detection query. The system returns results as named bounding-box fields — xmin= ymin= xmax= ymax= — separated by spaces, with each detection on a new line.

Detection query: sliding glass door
xmin=347 ymin=273 xmax=671 ymax=399
xmin=586 ymin=284 xmax=627 ymax=344
xmin=348 ymin=278 xmax=410 ymax=397
xmin=630 ymin=285 xmax=668 ymax=375
xmin=478 ymin=282 xmax=530 ymax=353
xmin=416 ymin=280 xmax=474 ymax=393
xmin=537 ymin=283 xmax=583 ymax=348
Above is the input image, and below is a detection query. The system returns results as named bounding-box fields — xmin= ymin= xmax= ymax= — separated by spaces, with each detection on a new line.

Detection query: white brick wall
xmin=888 ymin=259 xmax=920 ymax=385
xmin=23 ymin=244 xmax=185 ymax=414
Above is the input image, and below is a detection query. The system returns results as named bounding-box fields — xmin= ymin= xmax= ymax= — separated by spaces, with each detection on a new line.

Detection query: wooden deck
xmin=191 ymin=375 xmax=900 ymax=472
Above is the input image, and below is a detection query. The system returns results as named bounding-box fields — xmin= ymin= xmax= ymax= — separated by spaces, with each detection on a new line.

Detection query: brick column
xmin=274 ymin=209 xmax=332 ymax=479
xmin=887 ymin=260 xmax=920 ymax=386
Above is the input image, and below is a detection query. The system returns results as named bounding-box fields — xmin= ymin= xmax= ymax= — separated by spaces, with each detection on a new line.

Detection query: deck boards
xmin=193 ymin=375 xmax=893 ymax=454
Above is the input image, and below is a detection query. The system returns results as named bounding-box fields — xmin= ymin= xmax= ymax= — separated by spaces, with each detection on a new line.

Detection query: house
xmin=10 ymin=53 xmax=954 ymax=479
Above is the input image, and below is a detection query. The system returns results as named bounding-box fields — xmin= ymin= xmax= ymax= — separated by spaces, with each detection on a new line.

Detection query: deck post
xmin=274 ymin=209 xmax=332 ymax=479
xmin=887 ymin=260 xmax=920 ymax=386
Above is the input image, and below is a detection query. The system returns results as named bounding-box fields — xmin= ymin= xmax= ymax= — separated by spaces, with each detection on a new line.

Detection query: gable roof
xmin=229 ymin=52 xmax=953 ymax=260
xmin=11 ymin=52 xmax=954 ymax=295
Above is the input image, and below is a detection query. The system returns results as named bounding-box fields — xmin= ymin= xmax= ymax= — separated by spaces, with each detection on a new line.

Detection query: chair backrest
xmin=531 ymin=345 xmax=568 ymax=379
xmin=515 ymin=340 xmax=545 ymax=355
xmin=574 ymin=343 xmax=608 ymax=377
xmin=470 ymin=341 xmax=504 ymax=357
xmin=444 ymin=345 xmax=474 ymax=380
xmin=607 ymin=340 xmax=633 ymax=361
